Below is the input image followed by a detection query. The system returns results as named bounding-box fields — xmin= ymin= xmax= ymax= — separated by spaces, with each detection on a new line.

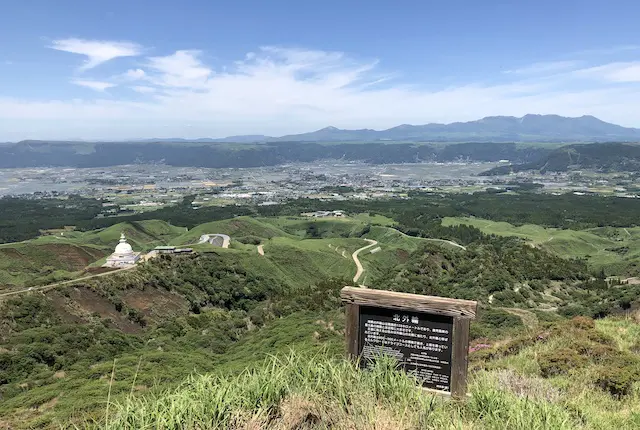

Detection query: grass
xmin=170 ymin=217 xmax=289 ymax=246
xmin=0 ymin=214 xmax=458 ymax=291
xmin=0 ymin=220 xmax=186 ymax=289
xmin=99 ymin=347 xmax=621 ymax=430
xmin=442 ymin=216 xmax=640 ymax=275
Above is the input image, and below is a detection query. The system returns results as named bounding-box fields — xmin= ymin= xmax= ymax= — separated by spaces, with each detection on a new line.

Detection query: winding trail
xmin=0 ymin=265 xmax=135 ymax=299
xmin=393 ymin=229 xmax=467 ymax=251
xmin=352 ymin=239 xmax=378 ymax=285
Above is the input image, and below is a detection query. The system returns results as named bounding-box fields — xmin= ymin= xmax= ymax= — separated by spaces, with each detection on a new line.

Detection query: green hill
xmin=170 ymin=216 xmax=289 ymax=245
xmin=4 ymin=213 xmax=640 ymax=428
xmin=0 ymin=242 xmax=106 ymax=288
xmin=0 ymin=220 xmax=185 ymax=289
xmin=442 ymin=216 xmax=640 ymax=275
xmin=72 ymin=219 xmax=186 ymax=250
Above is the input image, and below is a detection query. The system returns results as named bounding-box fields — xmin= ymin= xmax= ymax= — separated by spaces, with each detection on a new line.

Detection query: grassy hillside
xmin=170 ymin=217 xmax=289 ymax=245
xmin=0 ymin=220 xmax=185 ymax=289
xmin=0 ymin=242 xmax=106 ymax=288
xmin=442 ymin=216 xmax=640 ymax=275
xmin=4 ymin=213 xmax=640 ymax=428
xmin=102 ymin=316 xmax=640 ymax=429
xmin=67 ymin=219 xmax=186 ymax=251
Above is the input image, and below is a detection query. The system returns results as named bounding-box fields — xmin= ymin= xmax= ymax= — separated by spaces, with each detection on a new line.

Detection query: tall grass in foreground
xmin=98 ymin=352 xmax=580 ymax=430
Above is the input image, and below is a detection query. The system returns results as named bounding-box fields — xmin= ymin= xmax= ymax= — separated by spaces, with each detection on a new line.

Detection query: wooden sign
xmin=341 ymin=287 xmax=477 ymax=398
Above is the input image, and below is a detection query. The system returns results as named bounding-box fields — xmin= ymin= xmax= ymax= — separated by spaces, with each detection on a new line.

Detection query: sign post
xmin=341 ymin=287 xmax=477 ymax=398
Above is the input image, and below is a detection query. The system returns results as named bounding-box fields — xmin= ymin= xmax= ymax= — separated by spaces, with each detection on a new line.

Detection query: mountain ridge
xmin=11 ymin=114 xmax=639 ymax=144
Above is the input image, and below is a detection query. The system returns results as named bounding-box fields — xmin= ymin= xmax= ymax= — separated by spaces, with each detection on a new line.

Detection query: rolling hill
xmin=442 ymin=216 xmax=640 ymax=275
xmin=3 ymin=211 xmax=640 ymax=427
xmin=0 ymin=220 xmax=186 ymax=289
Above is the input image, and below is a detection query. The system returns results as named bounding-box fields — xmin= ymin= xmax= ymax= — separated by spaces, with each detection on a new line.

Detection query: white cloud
xmin=124 ymin=68 xmax=146 ymax=80
xmin=71 ymin=80 xmax=117 ymax=91
xmin=2 ymin=44 xmax=640 ymax=140
xmin=50 ymin=38 xmax=142 ymax=71
xmin=147 ymin=50 xmax=211 ymax=88
xmin=131 ymin=85 xmax=156 ymax=94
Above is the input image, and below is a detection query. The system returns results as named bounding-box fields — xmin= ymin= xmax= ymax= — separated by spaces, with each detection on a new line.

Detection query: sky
xmin=1 ymin=0 xmax=640 ymax=141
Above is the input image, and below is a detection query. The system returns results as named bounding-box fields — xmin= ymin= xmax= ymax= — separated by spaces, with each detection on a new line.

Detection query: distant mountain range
xmin=137 ymin=115 xmax=640 ymax=143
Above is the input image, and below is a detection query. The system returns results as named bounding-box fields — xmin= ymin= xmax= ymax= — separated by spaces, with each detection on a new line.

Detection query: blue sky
xmin=1 ymin=0 xmax=639 ymax=140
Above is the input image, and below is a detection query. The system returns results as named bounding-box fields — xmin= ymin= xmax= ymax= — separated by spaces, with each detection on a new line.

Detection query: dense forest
xmin=4 ymin=191 xmax=640 ymax=244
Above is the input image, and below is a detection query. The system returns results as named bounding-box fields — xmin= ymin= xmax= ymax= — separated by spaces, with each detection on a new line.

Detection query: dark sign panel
xmin=358 ymin=305 xmax=453 ymax=392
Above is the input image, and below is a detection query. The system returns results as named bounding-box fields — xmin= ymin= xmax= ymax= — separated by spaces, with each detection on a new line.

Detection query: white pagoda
xmin=103 ymin=233 xmax=141 ymax=268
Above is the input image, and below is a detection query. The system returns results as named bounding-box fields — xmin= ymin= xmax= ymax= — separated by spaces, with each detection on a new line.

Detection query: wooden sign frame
xmin=341 ymin=286 xmax=477 ymax=398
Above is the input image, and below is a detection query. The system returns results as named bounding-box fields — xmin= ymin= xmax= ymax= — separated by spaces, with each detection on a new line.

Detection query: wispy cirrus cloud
xmin=71 ymin=79 xmax=117 ymax=91
xmin=131 ymin=85 xmax=156 ymax=94
xmin=3 ymin=42 xmax=640 ymax=140
xmin=573 ymin=62 xmax=640 ymax=83
xmin=504 ymin=60 xmax=582 ymax=75
xmin=50 ymin=38 xmax=142 ymax=71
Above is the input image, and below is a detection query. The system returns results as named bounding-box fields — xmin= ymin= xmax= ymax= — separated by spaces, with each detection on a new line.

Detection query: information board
xmin=359 ymin=306 xmax=453 ymax=392
xmin=341 ymin=286 xmax=477 ymax=398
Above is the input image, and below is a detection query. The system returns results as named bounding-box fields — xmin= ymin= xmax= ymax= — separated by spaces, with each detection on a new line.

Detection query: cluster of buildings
xmin=302 ymin=210 xmax=345 ymax=218
xmin=102 ymin=232 xmax=226 ymax=268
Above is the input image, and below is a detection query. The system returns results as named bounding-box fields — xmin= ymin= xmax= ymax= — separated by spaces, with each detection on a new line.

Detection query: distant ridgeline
xmin=0 ymin=141 xmax=552 ymax=168
xmin=481 ymin=142 xmax=640 ymax=175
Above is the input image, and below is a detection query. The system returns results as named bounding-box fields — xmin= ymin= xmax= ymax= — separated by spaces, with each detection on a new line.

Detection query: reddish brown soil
xmin=395 ymin=249 xmax=410 ymax=263
xmin=66 ymin=286 xmax=141 ymax=334
xmin=0 ymin=248 xmax=28 ymax=262
xmin=121 ymin=288 xmax=189 ymax=323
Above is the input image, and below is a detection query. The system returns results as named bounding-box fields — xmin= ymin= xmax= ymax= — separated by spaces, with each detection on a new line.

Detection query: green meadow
xmin=442 ymin=216 xmax=640 ymax=275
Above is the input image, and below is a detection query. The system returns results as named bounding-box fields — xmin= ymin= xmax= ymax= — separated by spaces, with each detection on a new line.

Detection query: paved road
xmin=0 ymin=266 xmax=135 ymax=299
xmin=352 ymin=239 xmax=378 ymax=285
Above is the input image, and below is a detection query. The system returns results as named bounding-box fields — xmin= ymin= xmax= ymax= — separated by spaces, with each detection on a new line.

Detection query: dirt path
xmin=257 ymin=245 xmax=264 ymax=256
xmin=500 ymin=307 xmax=539 ymax=329
xmin=0 ymin=265 xmax=135 ymax=299
xmin=394 ymin=229 xmax=466 ymax=251
xmin=352 ymin=239 xmax=378 ymax=286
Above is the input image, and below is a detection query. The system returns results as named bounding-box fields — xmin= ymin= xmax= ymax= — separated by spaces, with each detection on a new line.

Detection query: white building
xmin=103 ymin=233 xmax=141 ymax=268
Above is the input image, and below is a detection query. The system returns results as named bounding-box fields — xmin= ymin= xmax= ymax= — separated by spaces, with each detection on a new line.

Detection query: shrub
xmin=237 ymin=236 xmax=262 ymax=245
xmin=568 ymin=316 xmax=595 ymax=330
xmin=538 ymin=349 xmax=588 ymax=378
xmin=595 ymin=365 xmax=638 ymax=397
